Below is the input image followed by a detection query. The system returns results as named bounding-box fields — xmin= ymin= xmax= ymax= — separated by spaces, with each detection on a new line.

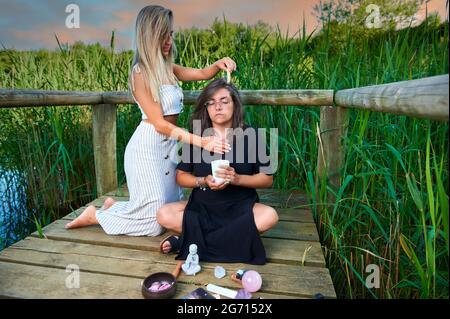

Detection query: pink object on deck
xmin=242 ymin=270 xmax=262 ymax=293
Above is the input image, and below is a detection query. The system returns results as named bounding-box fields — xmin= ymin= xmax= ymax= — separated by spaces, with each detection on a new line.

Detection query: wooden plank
xmin=92 ymin=104 xmax=118 ymax=196
xmin=30 ymin=219 xmax=325 ymax=267
xmin=334 ymin=74 xmax=449 ymax=121
xmin=0 ymin=261 xmax=143 ymax=299
xmin=0 ymin=261 xmax=296 ymax=299
xmin=0 ymin=237 xmax=335 ymax=298
xmin=0 ymin=89 xmax=104 ymax=107
xmin=104 ymin=186 xmax=309 ymax=208
xmin=0 ymin=89 xmax=333 ymax=108
xmin=70 ymin=200 xmax=315 ymax=224
xmin=63 ymin=207 xmax=319 ymax=242
xmin=62 ymin=211 xmax=318 ymax=242
xmin=263 ymin=222 xmax=319 ymax=241
xmin=2 ymin=74 xmax=447 ymax=120
xmin=183 ymin=89 xmax=334 ymax=106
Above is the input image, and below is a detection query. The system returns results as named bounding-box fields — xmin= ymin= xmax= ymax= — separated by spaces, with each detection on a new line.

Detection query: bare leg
xmin=253 ymin=203 xmax=279 ymax=233
xmin=156 ymin=201 xmax=187 ymax=253
xmin=101 ymin=197 xmax=116 ymax=210
xmin=65 ymin=205 xmax=99 ymax=229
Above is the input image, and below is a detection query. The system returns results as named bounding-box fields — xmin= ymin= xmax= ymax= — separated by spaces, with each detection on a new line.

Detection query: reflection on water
xmin=0 ymin=168 xmax=30 ymax=251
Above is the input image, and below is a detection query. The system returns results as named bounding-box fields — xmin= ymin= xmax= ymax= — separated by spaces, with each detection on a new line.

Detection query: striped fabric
xmin=130 ymin=64 xmax=183 ymax=117
xmin=95 ymin=65 xmax=184 ymax=236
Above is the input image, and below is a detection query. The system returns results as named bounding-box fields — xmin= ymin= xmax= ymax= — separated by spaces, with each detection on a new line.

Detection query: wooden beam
xmin=1 ymin=75 xmax=447 ymax=121
xmin=334 ymin=74 xmax=449 ymax=121
xmin=0 ymin=89 xmax=333 ymax=107
xmin=92 ymin=104 xmax=118 ymax=196
xmin=184 ymin=89 xmax=334 ymax=106
xmin=0 ymin=89 xmax=103 ymax=107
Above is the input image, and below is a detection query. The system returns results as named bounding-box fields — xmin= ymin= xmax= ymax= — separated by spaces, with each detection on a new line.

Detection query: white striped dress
xmin=95 ymin=64 xmax=184 ymax=236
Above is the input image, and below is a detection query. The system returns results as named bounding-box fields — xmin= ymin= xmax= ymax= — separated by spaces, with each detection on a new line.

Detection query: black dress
xmin=175 ymin=126 xmax=272 ymax=265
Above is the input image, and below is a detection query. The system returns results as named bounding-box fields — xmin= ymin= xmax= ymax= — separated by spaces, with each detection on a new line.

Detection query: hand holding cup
xmin=205 ymin=175 xmax=227 ymax=191
xmin=214 ymin=166 xmax=239 ymax=186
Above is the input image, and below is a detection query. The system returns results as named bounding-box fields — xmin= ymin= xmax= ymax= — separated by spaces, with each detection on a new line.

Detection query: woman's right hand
xmin=205 ymin=175 xmax=227 ymax=191
xmin=201 ymin=136 xmax=231 ymax=154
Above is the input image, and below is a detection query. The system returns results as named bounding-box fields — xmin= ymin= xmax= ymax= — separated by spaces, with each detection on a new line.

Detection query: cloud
xmin=11 ymin=23 xmax=114 ymax=49
xmin=1 ymin=0 xmax=447 ymax=51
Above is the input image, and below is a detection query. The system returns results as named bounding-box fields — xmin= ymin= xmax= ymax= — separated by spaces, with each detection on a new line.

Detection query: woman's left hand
xmin=215 ymin=166 xmax=240 ymax=186
xmin=214 ymin=57 xmax=237 ymax=73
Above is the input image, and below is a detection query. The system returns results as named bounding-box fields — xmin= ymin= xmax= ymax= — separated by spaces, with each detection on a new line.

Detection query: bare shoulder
xmin=131 ymin=65 xmax=145 ymax=87
xmin=132 ymin=63 xmax=142 ymax=73
xmin=131 ymin=66 xmax=154 ymax=102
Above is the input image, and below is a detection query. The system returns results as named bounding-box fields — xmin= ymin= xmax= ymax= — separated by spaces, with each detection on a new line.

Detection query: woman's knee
xmin=266 ymin=206 xmax=279 ymax=228
xmin=254 ymin=204 xmax=278 ymax=232
xmin=156 ymin=205 xmax=171 ymax=227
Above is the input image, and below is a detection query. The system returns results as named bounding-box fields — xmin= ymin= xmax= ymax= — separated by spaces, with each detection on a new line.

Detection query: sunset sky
xmin=0 ymin=0 xmax=447 ymax=51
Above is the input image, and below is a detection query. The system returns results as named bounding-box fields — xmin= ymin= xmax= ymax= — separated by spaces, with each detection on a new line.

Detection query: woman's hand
xmin=215 ymin=166 xmax=240 ymax=186
xmin=214 ymin=57 xmax=237 ymax=73
xmin=201 ymin=136 xmax=231 ymax=154
xmin=205 ymin=175 xmax=228 ymax=191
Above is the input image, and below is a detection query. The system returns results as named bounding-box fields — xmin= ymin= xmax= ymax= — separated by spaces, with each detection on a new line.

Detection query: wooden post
xmin=92 ymin=104 xmax=118 ymax=196
xmin=316 ymin=105 xmax=349 ymax=203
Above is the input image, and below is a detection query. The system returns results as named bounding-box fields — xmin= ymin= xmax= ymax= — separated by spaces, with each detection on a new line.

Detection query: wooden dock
xmin=0 ymin=185 xmax=336 ymax=299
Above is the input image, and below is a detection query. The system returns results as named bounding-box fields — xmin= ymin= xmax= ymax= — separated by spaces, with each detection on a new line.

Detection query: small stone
xmin=235 ymin=289 xmax=252 ymax=299
xmin=214 ymin=266 xmax=226 ymax=279
xmin=149 ymin=281 xmax=161 ymax=292
xmin=158 ymin=283 xmax=172 ymax=291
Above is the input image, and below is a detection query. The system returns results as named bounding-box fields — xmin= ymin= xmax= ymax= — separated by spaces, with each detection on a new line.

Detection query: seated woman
xmin=156 ymin=78 xmax=278 ymax=265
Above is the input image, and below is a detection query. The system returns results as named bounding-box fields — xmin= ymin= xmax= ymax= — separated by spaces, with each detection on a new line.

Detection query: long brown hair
xmin=191 ymin=78 xmax=244 ymax=135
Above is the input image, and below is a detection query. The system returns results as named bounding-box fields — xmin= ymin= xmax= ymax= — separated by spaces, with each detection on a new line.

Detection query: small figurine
xmin=182 ymin=244 xmax=201 ymax=276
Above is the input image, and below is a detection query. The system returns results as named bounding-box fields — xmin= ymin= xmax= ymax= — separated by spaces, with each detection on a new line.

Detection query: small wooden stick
xmin=172 ymin=261 xmax=183 ymax=279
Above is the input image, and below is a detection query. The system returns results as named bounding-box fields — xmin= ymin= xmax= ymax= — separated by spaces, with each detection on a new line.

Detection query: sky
xmin=0 ymin=0 xmax=447 ymax=51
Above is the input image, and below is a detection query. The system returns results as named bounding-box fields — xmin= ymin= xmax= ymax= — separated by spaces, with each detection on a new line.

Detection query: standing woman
xmin=65 ymin=5 xmax=236 ymax=236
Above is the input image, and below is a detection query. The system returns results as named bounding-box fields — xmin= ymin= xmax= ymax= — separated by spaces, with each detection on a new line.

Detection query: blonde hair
xmin=129 ymin=5 xmax=177 ymax=103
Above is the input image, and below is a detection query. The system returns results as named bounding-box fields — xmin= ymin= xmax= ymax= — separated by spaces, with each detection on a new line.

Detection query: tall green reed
xmin=0 ymin=16 xmax=447 ymax=298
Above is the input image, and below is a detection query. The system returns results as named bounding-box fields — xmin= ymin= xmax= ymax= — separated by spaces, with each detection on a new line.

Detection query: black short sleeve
xmin=250 ymin=127 xmax=274 ymax=176
xmin=176 ymin=143 xmax=194 ymax=173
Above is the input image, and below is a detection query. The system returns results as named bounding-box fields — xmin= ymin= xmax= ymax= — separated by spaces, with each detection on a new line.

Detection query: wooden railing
xmin=0 ymin=74 xmax=448 ymax=197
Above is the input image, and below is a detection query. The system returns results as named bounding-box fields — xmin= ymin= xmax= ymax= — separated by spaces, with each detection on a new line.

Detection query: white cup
xmin=211 ymin=159 xmax=230 ymax=184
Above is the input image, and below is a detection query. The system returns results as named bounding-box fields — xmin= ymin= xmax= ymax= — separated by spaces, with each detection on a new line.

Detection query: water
xmin=0 ymin=168 xmax=30 ymax=250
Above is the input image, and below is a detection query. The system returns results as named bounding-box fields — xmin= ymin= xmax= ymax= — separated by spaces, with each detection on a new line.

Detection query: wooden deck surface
xmin=0 ymin=185 xmax=336 ymax=299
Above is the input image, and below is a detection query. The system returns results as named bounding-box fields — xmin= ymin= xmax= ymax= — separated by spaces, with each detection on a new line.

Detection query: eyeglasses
xmin=204 ymin=97 xmax=232 ymax=108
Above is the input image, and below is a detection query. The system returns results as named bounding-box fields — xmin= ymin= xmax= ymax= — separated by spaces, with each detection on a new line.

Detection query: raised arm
xmin=173 ymin=57 xmax=236 ymax=81
xmin=132 ymin=70 xmax=229 ymax=153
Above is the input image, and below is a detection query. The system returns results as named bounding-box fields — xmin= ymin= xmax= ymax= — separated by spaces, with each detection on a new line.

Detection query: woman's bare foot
xmin=101 ymin=197 xmax=116 ymax=210
xmin=160 ymin=236 xmax=179 ymax=254
xmin=161 ymin=239 xmax=172 ymax=253
xmin=65 ymin=205 xmax=99 ymax=229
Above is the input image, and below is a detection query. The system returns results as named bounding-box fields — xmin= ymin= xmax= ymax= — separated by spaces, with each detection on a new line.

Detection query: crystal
xmin=214 ymin=266 xmax=226 ymax=279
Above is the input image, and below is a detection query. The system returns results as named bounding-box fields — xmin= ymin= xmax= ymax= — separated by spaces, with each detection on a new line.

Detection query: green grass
xmin=0 ymin=14 xmax=448 ymax=298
